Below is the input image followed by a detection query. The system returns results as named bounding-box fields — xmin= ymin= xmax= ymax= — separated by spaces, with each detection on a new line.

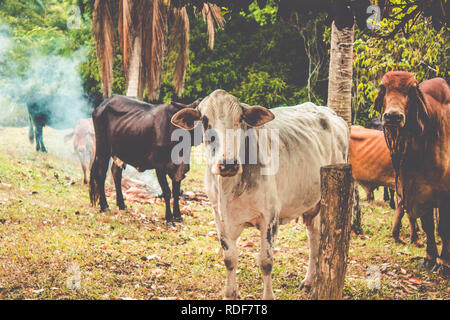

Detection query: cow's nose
xmin=217 ymin=159 xmax=240 ymax=176
xmin=383 ymin=112 xmax=404 ymax=125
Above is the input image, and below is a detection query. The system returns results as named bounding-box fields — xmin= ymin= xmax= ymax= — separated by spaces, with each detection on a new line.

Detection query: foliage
xmin=242 ymin=0 xmax=278 ymax=26
xmin=352 ymin=14 xmax=448 ymax=127
xmin=160 ymin=12 xmax=315 ymax=108
xmin=1 ymin=0 xmax=447 ymax=125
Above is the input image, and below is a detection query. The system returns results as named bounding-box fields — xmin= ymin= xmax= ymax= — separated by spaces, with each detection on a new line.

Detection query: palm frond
xmin=143 ymin=0 xmax=169 ymax=100
xmin=168 ymin=6 xmax=189 ymax=96
xmin=92 ymin=0 xmax=115 ymax=98
xmin=201 ymin=3 xmax=225 ymax=49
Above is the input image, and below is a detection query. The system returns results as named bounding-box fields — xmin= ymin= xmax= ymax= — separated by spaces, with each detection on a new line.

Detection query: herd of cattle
xmin=24 ymin=71 xmax=449 ymax=299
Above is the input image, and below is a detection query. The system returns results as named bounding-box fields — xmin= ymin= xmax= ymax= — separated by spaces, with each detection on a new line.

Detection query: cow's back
xmin=349 ymin=125 xmax=395 ymax=189
xmin=263 ymin=103 xmax=349 ymax=220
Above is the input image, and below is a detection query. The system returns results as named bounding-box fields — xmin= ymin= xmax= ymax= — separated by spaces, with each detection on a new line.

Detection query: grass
xmin=0 ymin=126 xmax=448 ymax=300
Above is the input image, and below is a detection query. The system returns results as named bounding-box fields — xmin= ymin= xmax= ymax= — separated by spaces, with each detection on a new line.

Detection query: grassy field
xmin=0 ymin=126 xmax=448 ymax=300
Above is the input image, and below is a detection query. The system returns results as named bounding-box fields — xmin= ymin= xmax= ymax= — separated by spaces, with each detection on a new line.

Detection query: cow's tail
xmin=89 ymin=96 xmax=112 ymax=207
xmin=89 ymin=156 xmax=100 ymax=206
xmin=28 ymin=114 xmax=34 ymax=144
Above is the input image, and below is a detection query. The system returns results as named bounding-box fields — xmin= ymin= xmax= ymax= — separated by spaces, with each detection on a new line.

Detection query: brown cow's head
xmin=374 ymin=71 xmax=429 ymax=135
xmin=171 ymin=90 xmax=274 ymax=177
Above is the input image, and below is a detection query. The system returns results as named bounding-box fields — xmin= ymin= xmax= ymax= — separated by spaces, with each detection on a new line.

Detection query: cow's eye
xmin=202 ymin=116 xmax=210 ymax=129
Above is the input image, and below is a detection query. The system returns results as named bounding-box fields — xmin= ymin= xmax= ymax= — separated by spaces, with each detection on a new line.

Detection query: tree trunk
xmin=126 ymin=38 xmax=143 ymax=99
xmin=312 ymin=164 xmax=353 ymax=300
xmin=327 ymin=21 xmax=354 ymax=128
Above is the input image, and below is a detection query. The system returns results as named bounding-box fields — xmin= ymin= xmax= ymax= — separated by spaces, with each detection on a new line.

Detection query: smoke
xmin=122 ymin=166 xmax=162 ymax=195
xmin=0 ymin=23 xmax=90 ymax=129
xmin=0 ymin=21 xmax=161 ymax=193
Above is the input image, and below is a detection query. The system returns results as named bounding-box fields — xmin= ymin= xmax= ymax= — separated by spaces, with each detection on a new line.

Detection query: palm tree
xmin=92 ymin=0 xmax=224 ymax=100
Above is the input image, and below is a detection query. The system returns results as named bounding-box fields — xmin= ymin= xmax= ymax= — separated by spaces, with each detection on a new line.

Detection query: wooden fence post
xmin=311 ymin=163 xmax=353 ymax=300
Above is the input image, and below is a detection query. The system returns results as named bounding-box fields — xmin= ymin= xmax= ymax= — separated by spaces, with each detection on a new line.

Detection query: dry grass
xmin=0 ymin=126 xmax=448 ymax=300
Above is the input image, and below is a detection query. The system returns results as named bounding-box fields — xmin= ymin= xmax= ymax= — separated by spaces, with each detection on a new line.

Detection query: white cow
xmin=171 ymin=89 xmax=349 ymax=299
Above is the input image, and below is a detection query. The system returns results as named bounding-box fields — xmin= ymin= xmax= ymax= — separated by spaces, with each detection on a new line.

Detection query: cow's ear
xmin=242 ymin=105 xmax=275 ymax=127
xmin=373 ymin=84 xmax=386 ymax=115
xmin=189 ymin=98 xmax=202 ymax=108
xmin=171 ymin=108 xmax=201 ymax=130
xmin=407 ymin=84 xmax=429 ymax=135
xmin=171 ymin=101 xmax=188 ymax=109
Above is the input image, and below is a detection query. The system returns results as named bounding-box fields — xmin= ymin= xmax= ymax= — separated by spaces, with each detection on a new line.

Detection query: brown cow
xmin=374 ymin=71 xmax=450 ymax=274
xmin=350 ymin=125 xmax=419 ymax=245
xmin=64 ymin=118 xmax=96 ymax=184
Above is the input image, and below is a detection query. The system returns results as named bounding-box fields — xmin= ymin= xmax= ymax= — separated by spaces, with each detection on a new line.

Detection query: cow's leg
xmin=351 ymin=184 xmax=363 ymax=234
xmin=389 ymin=189 xmax=396 ymax=209
xmin=420 ymin=209 xmax=438 ymax=269
xmin=36 ymin=125 xmax=47 ymax=153
xmin=437 ymin=202 xmax=449 ymax=275
xmin=156 ymin=169 xmax=173 ymax=223
xmin=82 ymin=163 xmax=88 ymax=184
xmin=408 ymin=215 xmax=422 ymax=247
xmin=93 ymin=155 xmax=110 ymax=212
xmin=77 ymin=152 xmax=88 ymax=184
xmin=171 ymin=179 xmax=182 ymax=222
xmin=384 ymin=187 xmax=390 ymax=202
xmin=392 ymin=198 xmax=404 ymax=244
xmin=213 ymin=205 xmax=244 ymax=300
xmin=111 ymin=162 xmax=126 ymax=210
xmin=259 ymin=216 xmax=278 ymax=300
xmin=34 ymin=125 xmax=41 ymax=151
xmin=367 ymin=187 xmax=375 ymax=201
xmin=301 ymin=213 xmax=320 ymax=291
xmin=221 ymin=236 xmax=239 ymax=299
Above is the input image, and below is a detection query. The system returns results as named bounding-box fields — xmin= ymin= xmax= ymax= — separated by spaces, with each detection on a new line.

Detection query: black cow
xmin=27 ymin=94 xmax=89 ymax=152
xmin=89 ymin=95 xmax=201 ymax=223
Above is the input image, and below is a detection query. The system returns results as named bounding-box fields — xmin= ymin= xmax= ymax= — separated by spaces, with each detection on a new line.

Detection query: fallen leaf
xmin=408 ymin=277 xmax=422 ymax=285
xmin=181 ymin=206 xmax=192 ymax=215
xmin=243 ymin=241 xmax=255 ymax=248
xmin=152 ymin=268 xmax=165 ymax=277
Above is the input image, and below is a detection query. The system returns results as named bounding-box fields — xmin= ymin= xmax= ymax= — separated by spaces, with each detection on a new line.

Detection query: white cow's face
xmin=171 ymin=90 xmax=275 ymax=177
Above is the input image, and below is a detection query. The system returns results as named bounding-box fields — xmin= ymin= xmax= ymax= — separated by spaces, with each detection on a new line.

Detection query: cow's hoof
xmin=300 ymin=280 xmax=312 ymax=292
xmin=173 ymin=215 xmax=183 ymax=223
xmin=100 ymin=207 xmax=110 ymax=213
xmin=430 ymin=262 xmax=449 ymax=276
xmin=351 ymin=224 xmax=363 ymax=235
xmin=223 ymin=290 xmax=239 ymax=300
xmin=118 ymin=205 xmax=127 ymax=211
xmin=393 ymin=237 xmax=405 ymax=245
xmin=439 ymin=265 xmax=449 ymax=277
xmin=420 ymin=258 xmax=436 ymax=269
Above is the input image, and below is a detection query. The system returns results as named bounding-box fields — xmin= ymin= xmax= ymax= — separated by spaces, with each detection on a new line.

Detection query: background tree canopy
xmin=0 ymin=0 xmax=448 ymax=126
